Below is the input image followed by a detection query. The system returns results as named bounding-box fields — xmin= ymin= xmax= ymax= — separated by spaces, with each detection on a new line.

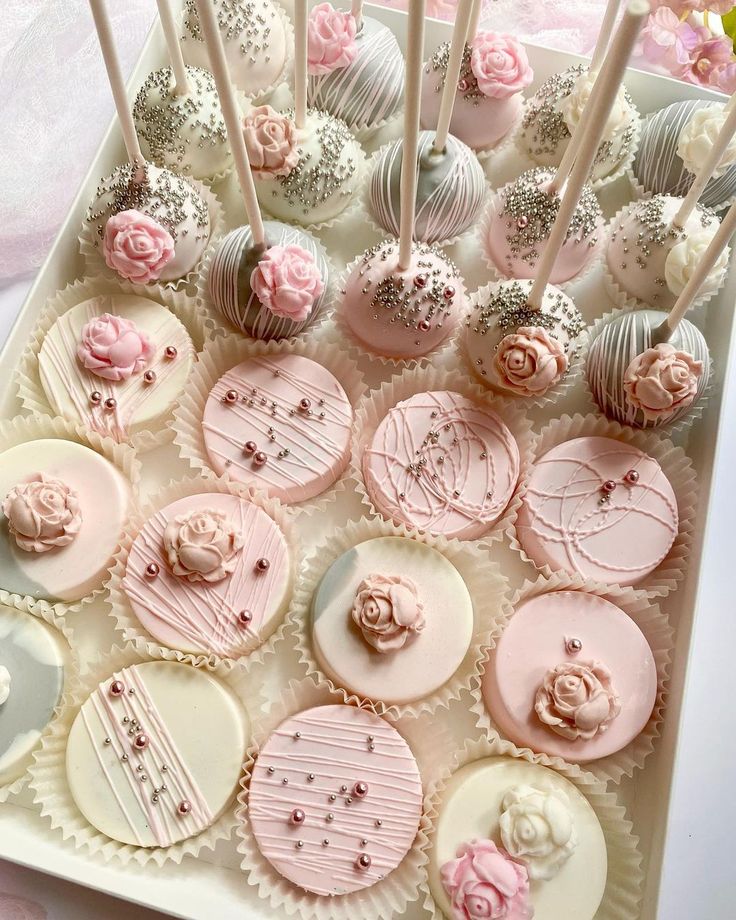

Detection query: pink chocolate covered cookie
xmin=482 ymin=591 xmax=657 ymax=763
xmin=248 ymin=704 xmax=423 ymax=895
xmin=516 ymin=436 xmax=678 ymax=585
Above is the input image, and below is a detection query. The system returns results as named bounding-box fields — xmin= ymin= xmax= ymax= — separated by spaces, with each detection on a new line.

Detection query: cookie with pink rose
xmin=35 ymin=293 xmax=195 ymax=443
xmin=428 ymin=756 xmax=607 ymax=919
xmin=206 ymin=220 xmax=330 ymax=340
xmin=309 ymin=536 xmax=474 ymax=706
xmin=421 ymin=30 xmax=533 ymax=152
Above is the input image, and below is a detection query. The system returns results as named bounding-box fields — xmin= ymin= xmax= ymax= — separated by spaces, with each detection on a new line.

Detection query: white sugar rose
xmin=163 ymin=509 xmax=243 ymax=583
xmin=678 ymin=104 xmax=736 ymax=179
xmin=624 ymin=343 xmax=703 ymax=422
xmin=499 ymin=784 xmax=577 ymax=881
xmin=562 ymin=71 xmax=630 ymax=140
xmin=351 ymin=573 xmax=426 ymax=653
xmin=665 ymin=225 xmax=728 ymax=296
xmin=535 ymin=660 xmax=621 ymax=741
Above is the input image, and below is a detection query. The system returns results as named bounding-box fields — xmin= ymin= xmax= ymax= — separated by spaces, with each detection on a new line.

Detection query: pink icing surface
xmin=363 ymin=391 xmax=520 ymax=540
xmin=248 ymin=704 xmax=422 ymax=895
xmin=516 ymin=436 xmax=678 ymax=586
xmin=122 ymin=493 xmax=290 ymax=657
xmin=482 ymin=591 xmax=657 ymax=762
xmin=202 ymin=354 xmax=353 ymax=504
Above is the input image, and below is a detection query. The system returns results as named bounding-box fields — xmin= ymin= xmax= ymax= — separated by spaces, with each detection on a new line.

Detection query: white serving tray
xmin=1 ymin=4 xmax=733 ymax=918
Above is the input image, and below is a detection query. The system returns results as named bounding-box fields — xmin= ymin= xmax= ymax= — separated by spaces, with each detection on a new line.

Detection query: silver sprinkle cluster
xmin=499 ymin=167 xmax=601 ymax=267
xmin=521 ymin=64 xmax=636 ymax=171
xmin=88 ymin=162 xmax=209 ymax=244
xmin=133 ymin=66 xmax=227 ymax=173
xmin=427 ymin=41 xmax=484 ymax=106
xmin=183 ymin=0 xmax=276 ymax=63
xmin=357 ymin=240 xmax=460 ymax=333
xmin=274 ymin=110 xmax=357 ymax=216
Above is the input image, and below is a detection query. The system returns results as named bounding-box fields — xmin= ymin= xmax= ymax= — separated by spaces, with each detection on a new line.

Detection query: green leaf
xmin=722 ymin=8 xmax=736 ymax=53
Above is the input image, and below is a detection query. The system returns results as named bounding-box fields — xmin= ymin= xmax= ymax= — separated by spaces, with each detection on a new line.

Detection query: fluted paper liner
xmin=478 ymin=182 xmax=605 ymax=296
xmin=601 ymin=197 xmax=726 ymax=312
xmin=194 ymin=227 xmax=337 ymax=344
xmin=583 ymin=304 xmax=714 ymax=436
xmin=361 ymin=142 xmax=491 ymax=250
xmin=0 ymin=605 xmax=77 ymax=804
xmin=15 ymin=276 xmax=210 ymax=454
xmin=351 ymin=364 xmax=536 ymax=546
xmin=27 ymin=644 xmax=259 ymax=867
xmin=171 ymin=334 xmax=366 ymax=515
xmin=78 ymin=175 xmax=225 ymax=295
xmin=235 ymin=675 xmax=456 ymax=920
xmin=287 ymin=515 xmax=512 ymax=720
xmin=512 ymin=95 xmax=642 ymax=193
xmin=468 ymin=571 xmax=674 ymax=784
xmin=421 ymin=735 xmax=644 ymax=920
xmin=106 ymin=474 xmax=301 ymax=670
xmin=506 ymin=412 xmax=697 ymax=599
xmin=452 ymin=280 xmax=590 ymax=410
xmin=0 ymin=414 xmax=141 ymax=620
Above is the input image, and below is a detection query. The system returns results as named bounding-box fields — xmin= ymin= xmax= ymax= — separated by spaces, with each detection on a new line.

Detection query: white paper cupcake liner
xmin=106 ymin=474 xmax=301 ymax=671
xmin=601 ymin=198 xmax=726 ymax=313
xmin=453 ymin=280 xmax=590 ymax=411
xmin=333 ymin=244 xmax=467 ymax=370
xmin=194 ymin=223 xmax=338 ymax=344
xmin=583 ymin=304 xmax=714 ymax=436
xmin=286 ymin=515 xmax=512 ymax=720
xmin=0 ymin=606 xmax=77 ymax=804
xmin=421 ymin=734 xmax=644 ymax=920
xmin=27 ymin=644 xmax=260 ymax=867
xmin=351 ymin=364 xmax=536 ymax=546
xmin=468 ymin=570 xmax=674 ymax=784
xmin=235 ymin=675 xmax=456 ymax=920
xmin=478 ymin=186 xmax=606 ymax=297
xmin=361 ymin=142 xmax=490 ymax=250
xmin=506 ymin=412 xmax=697 ymax=600
xmin=15 ymin=276 xmax=210 ymax=454
xmin=0 ymin=414 xmax=141 ymax=621
xmin=171 ymin=334 xmax=366 ymax=516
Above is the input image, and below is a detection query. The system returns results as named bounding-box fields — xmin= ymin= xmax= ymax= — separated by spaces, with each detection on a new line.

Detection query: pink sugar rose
xmin=441 ymin=839 xmax=532 ymax=920
xmin=623 ymin=343 xmax=703 ymax=422
xmin=3 ymin=474 xmax=82 ymax=554
xmin=242 ymin=105 xmax=300 ymax=179
xmin=470 ymin=31 xmax=534 ymax=99
xmin=77 ymin=312 xmax=154 ymax=382
xmin=641 ymin=7 xmax=699 ymax=72
xmin=494 ymin=326 xmax=568 ymax=397
xmin=250 ymin=244 xmax=324 ymax=322
xmin=163 ymin=509 xmax=243 ymax=583
xmin=308 ymin=2 xmax=358 ymax=76
xmin=535 ymin=661 xmax=621 ymax=742
xmin=102 ymin=209 xmax=175 ymax=283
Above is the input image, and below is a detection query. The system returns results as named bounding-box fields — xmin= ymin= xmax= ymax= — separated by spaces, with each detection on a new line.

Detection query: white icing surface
xmin=0 ymin=439 xmax=132 ymax=601
xmin=428 ymin=757 xmax=607 ymax=920
xmin=0 ymin=665 xmax=10 ymax=706
xmin=311 ymin=536 xmax=473 ymax=705
xmin=66 ymin=661 xmax=248 ymax=848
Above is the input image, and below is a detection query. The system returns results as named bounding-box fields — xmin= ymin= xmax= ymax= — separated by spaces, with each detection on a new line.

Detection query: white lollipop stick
xmin=433 ymin=0 xmax=475 ymax=152
xmin=88 ymin=0 xmax=145 ymax=168
xmin=399 ymin=0 xmax=427 ymax=271
xmin=294 ymin=0 xmax=308 ymax=129
xmin=657 ymin=199 xmax=736 ymax=341
xmin=468 ymin=0 xmax=483 ymax=42
xmin=674 ymin=97 xmax=736 ymax=227
xmin=156 ymin=0 xmax=190 ymax=95
xmin=351 ymin=0 xmax=363 ymax=31
xmin=590 ymin=0 xmax=624 ymax=73
xmin=193 ymin=0 xmax=265 ymax=247
xmin=529 ymin=0 xmax=649 ymax=310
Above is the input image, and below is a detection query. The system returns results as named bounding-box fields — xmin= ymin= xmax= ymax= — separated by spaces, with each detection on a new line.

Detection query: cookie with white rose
xmin=309 ymin=536 xmax=474 ymax=706
xmin=428 ymin=756 xmax=607 ymax=920
xmin=480 ymin=591 xmax=657 ymax=764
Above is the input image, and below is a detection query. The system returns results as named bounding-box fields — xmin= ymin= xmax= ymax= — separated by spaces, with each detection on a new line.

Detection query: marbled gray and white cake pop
xmin=632 ymin=99 xmax=736 ymax=212
xmin=586 ymin=308 xmax=710 ymax=428
xmin=368 ymin=130 xmax=486 ymax=245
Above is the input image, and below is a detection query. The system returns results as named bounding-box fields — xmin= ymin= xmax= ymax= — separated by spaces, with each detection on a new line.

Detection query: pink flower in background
xmin=641 ymin=7 xmax=699 ymax=71
xmin=681 ymin=29 xmax=736 ymax=88
xmin=648 ymin=1 xmax=707 ymax=12
xmin=710 ymin=59 xmax=736 ymax=92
